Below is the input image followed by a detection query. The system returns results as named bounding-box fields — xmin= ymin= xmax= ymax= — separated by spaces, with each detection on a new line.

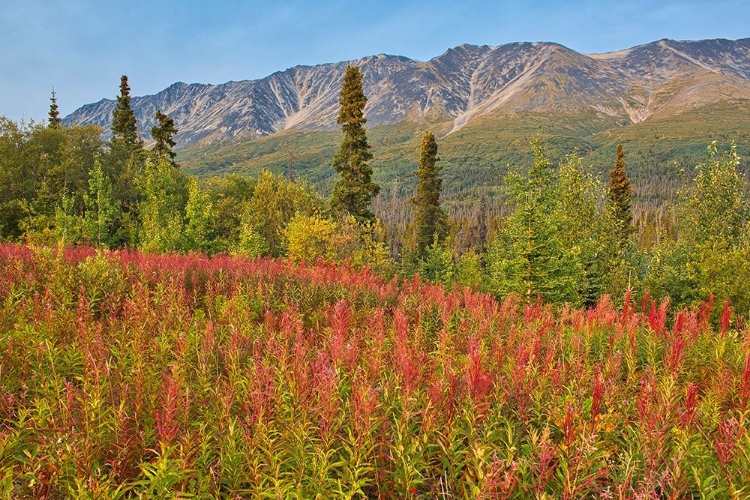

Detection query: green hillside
xmin=178 ymin=100 xmax=750 ymax=207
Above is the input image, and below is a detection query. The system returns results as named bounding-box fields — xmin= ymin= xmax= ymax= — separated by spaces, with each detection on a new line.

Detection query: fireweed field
xmin=0 ymin=244 xmax=748 ymax=498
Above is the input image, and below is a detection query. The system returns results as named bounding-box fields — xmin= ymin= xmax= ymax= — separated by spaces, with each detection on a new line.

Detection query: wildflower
xmin=714 ymin=417 xmax=741 ymax=468
xmin=679 ymin=383 xmax=698 ymax=428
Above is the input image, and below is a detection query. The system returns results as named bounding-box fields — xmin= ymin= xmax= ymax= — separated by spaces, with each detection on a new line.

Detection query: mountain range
xmin=64 ymin=38 xmax=750 ymax=200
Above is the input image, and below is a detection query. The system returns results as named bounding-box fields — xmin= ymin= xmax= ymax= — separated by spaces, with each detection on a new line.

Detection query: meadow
xmin=0 ymin=244 xmax=748 ymax=498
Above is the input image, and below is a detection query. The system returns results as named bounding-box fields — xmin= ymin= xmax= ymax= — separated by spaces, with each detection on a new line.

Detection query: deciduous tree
xmin=284 ymin=213 xmax=355 ymax=263
xmin=676 ymin=142 xmax=746 ymax=247
xmin=83 ymin=160 xmax=120 ymax=247
xmin=647 ymin=142 xmax=750 ymax=312
xmin=184 ymin=177 xmax=216 ymax=253
xmin=0 ymin=118 xmax=102 ymax=240
xmin=139 ymin=157 xmax=188 ymax=253
xmin=243 ymin=171 xmax=325 ymax=257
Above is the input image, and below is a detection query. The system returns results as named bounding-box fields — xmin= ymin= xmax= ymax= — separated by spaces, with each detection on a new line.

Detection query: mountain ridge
xmin=63 ymin=38 xmax=750 ymax=151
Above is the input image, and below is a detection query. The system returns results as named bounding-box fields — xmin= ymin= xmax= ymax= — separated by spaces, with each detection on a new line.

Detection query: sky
xmin=1 ymin=0 xmax=748 ymax=123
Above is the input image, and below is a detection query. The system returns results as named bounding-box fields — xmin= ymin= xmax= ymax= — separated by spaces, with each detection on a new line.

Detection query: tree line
xmin=1 ymin=69 xmax=748 ymax=317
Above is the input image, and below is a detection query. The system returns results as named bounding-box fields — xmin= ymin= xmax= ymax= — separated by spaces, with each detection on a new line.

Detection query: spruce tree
xmin=48 ymin=88 xmax=61 ymax=128
xmin=151 ymin=110 xmax=178 ymax=163
xmin=486 ymin=140 xmax=579 ymax=304
xmin=472 ymin=194 xmax=488 ymax=249
xmin=107 ymin=75 xmax=145 ymax=246
xmin=111 ymin=75 xmax=142 ymax=151
xmin=608 ymin=144 xmax=633 ymax=249
xmin=330 ymin=66 xmax=379 ymax=224
xmin=410 ymin=131 xmax=446 ymax=257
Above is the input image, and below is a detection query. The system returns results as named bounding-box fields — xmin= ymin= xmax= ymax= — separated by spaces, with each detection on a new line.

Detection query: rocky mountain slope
xmin=64 ymin=38 xmax=750 ymax=147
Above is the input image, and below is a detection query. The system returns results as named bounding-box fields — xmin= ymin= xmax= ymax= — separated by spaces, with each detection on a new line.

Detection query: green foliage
xmin=48 ymin=88 xmax=61 ymax=128
xmin=648 ymin=143 xmax=750 ymax=311
xmin=644 ymin=242 xmax=699 ymax=307
xmin=243 ymin=170 xmax=325 ymax=257
xmin=485 ymin=145 xmax=629 ymax=305
xmin=695 ymin=242 xmax=750 ymax=317
xmin=486 ymin=141 xmax=580 ymax=304
xmin=410 ymin=131 xmax=447 ymax=258
xmin=676 ymin=142 xmax=747 ymax=247
xmin=0 ymin=117 xmax=103 ymax=240
xmin=111 ymin=75 xmax=142 ymax=153
xmin=330 ymin=66 xmax=380 ymax=223
xmin=284 ymin=213 xmax=355 ymax=263
xmin=53 ymin=192 xmax=82 ymax=246
xmin=557 ymin=151 xmax=621 ymax=303
xmin=349 ymin=221 xmax=395 ymax=277
xmin=456 ymin=251 xmax=484 ymax=287
xmin=419 ymin=239 xmax=456 ymax=287
xmin=608 ymin=144 xmax=634 ymax=250
xmin=284 ymin=214 xmax=394 ymax=276
xmin=139 ymin=157 xmax=188 ymax=253
xmin=233 ymin=220 xmax=268 ymax=257
xmin=150 ymin=110 xmax=178 ymax=163
xmin=205 ymin=174 xmax=256 ymax=251
xmin=183 ymin=177 xmax=216 ymax=253
xmin=83 ymin=160 xmax=120 ymax=247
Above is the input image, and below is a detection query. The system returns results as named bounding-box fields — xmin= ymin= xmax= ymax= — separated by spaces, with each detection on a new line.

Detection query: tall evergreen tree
xmin=474 ymin=194 xmax=489 ymax=248
xmin=111 ymin=75 xmax=142 ymax=151
xmin=486 ymin=141 xmax=579 ymax=304
xmin=410 ymin=131 xmax=446 ymax=257
xmin=48 ymin=88 xmax=61 ymax=128
xmin=151 ymin=110 xmax=178 ymax=163
xmin=106 ymin=75 xmax=145 ymax=246
xmin=608 ymin=145 xmax=633 ymax=249
xmin=330 ymin=66 xmax=379 ymax=224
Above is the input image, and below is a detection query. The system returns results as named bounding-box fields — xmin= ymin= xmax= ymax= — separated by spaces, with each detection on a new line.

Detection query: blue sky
xmin=1 ymin=0 xmax=748 ymax=123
